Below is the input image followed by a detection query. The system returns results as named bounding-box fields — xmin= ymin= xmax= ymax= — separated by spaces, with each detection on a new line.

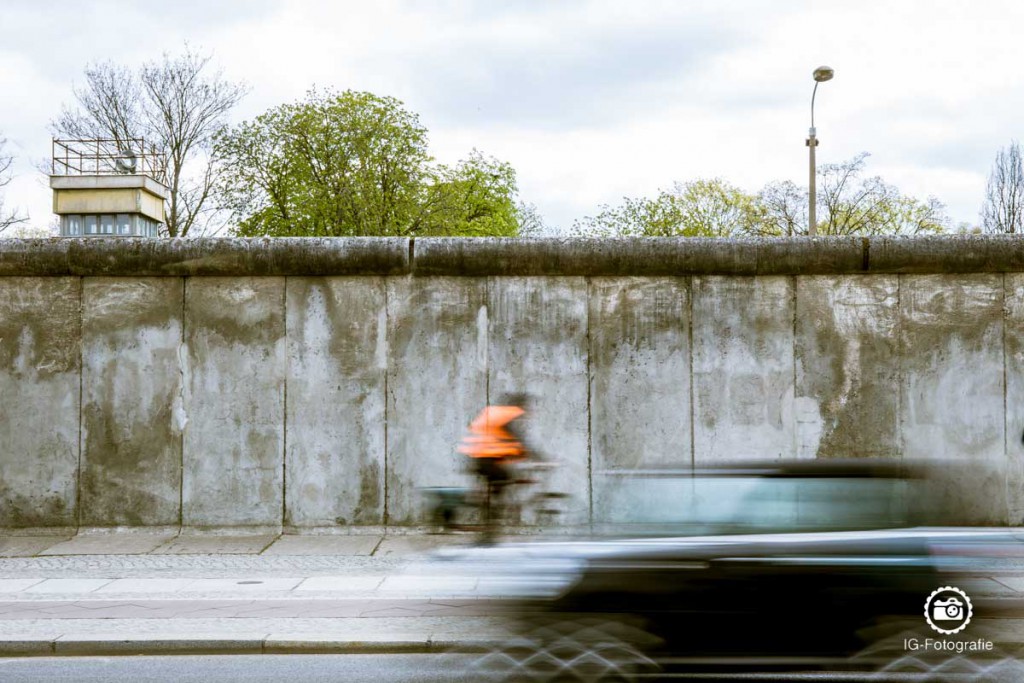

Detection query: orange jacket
xmin=457 ymin=406 xmax=526 ymax=459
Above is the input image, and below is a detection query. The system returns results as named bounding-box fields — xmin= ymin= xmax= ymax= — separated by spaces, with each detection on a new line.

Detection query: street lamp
xmin=807 ymin=65 xmax=834 ymax=236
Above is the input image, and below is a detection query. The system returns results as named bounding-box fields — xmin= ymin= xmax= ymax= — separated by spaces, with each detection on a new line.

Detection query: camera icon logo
xmin=932 ymin=597 xmax=963 ymax=621
xmin=925 ymin=586 xmax=972 ymax=635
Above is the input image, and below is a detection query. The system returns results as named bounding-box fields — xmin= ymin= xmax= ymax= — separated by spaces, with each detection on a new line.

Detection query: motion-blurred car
xmin=443 ymin=460 xmax=1024 ymax=680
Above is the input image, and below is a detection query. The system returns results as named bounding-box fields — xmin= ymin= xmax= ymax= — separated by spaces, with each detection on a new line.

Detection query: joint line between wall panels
xmin=688 ymin=277 xmax=695 ymax=469
xmin=586 ymin=278 xmax=593 ymax=530
xmin=281 ymin=276 xmax=289 ymax=531
xmin=485 ymin=276 xmax=491 ymax=406
xmin=382 ymin=278 xmax=390 ymax=529
xmin=791 ymin=276 xmax=798 ymax=460
xmin=179 ymin=278 xmax=187 ymax=530
xmin=76 ymin=277 xmax=84 ymax=531
xmin=1003 ymin=272 xmax=1011 ymax=523
xmin=897 ymin=275 xmax=904 ymax=462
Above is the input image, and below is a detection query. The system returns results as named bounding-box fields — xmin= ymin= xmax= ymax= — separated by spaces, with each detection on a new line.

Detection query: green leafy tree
xmin=573 ymin=178 xmax=762 ymax=237
xmin=872 ymin=194 xmax=948 ymax=236
xmin=571 ymin=193 xmax=681 ymax=237
xmin=418 ymin=151 xmax=521 ymax=236
xmin=216 ymin=90 xmax=526 ymax=237
xmin=579 ymin=155 xmax=948 ymax=238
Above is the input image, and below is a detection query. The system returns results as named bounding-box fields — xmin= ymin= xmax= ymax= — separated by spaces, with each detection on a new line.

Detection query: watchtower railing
xmin=51 ymin=138 xmax=166 ymax=181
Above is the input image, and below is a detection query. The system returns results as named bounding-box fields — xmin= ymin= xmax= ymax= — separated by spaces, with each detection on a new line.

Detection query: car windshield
xmin=595 ymin=465 xmax=925 ymax=537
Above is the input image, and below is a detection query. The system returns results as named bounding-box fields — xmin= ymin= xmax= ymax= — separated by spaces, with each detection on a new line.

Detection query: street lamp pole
xmin=807 ymin=66 xmax=834 ymax=236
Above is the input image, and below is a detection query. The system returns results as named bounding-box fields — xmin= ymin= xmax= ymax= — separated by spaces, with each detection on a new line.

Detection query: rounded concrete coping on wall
xmin=2 ymin=235 xmax=1024 ymax=276
xmin=868 ymin=235 xmax=1024 ymax=273
xmin=415 ymin=235 xmax=1024 ymax=275
xmin=0 ymin=237 xmax=411 ymax=276
xmin=412 ymin=237 xmax=866 ymax=275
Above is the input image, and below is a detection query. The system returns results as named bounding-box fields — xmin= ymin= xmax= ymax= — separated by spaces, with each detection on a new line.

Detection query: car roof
xmin=600 ymin=459 xmax=927 ymax=479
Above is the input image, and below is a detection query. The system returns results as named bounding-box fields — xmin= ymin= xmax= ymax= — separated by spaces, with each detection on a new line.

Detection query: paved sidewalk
xmin=0 ymin=532 xmax=520 ymax=656
xmin=2 ymin=531 xmax=1024 ymax=657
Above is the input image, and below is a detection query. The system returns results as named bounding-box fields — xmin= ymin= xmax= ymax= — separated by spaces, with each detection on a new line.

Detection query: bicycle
xmin=422 ymin=461 xmax=569 ymax=542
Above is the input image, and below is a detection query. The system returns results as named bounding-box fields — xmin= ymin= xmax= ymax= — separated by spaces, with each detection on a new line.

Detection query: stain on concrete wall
xmin=796 ymin=276 xmax=900 ymax=458
xmin=488 ymin=276 xmax=590 ymax=526
xmin=0 ymin=277 xmax=81 ymax=528
xmin=693 ymin=276 xmax=795 ymax=462
xmin=901 ymin=274 xmax=1005 ymax=523
xmin=1001 ymin=274 xmax=1024 ymax=525
xmin=285 ymin=277 xmax=385 ymax=528
xmin=589 ymin=277 xmax=690 ymax=523
xmin=80 ymin=278 xmax=183 ymax=526
xmin=181 ymin=277 xmax=286 ymax=528
xmin=385 ymin=277 xmax=487 ymax=525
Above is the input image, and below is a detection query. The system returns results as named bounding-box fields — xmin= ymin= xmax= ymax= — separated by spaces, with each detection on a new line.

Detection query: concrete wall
xmin=385 ymin=277 xmax=487 ymax=526
xmin=286 ymin=277 xmax=386 ymax=528
xmin=182 ymin=277 xmax=286 ymax=528
xmin=3 ymin=237 xmax=1024 ymax=530
xmin=0 ymin=278 xmax=80 ymax=528
xmin=80 ymin=278 xmax=183 ymax=526
xmin=589 ymin=277 xmax=690 ymax=524
xmin=693 ymin=276 xmax=795 ymax=462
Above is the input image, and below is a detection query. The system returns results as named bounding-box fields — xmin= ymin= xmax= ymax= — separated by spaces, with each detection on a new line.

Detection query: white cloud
xmin=1 ymin=0 xmax=1022 ymax=232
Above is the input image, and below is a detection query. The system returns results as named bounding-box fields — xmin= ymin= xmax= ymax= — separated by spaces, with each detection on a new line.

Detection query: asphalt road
xmin=0 ymin=654 xmax=476 ymax=683
xmin=3 ymin=655 xmax=1024 ymax=682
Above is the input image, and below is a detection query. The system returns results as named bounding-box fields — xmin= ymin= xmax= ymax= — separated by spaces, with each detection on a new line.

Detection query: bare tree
xmin=757 ymin=180 xmax=806 ymax=236
xmin=758 ymin=153 xmax=947 ymax=236
xmin=0 ymin=135 xmax=28 ymax=233
xmin=982 ymin=141 xmax=1024 ymax=234
xmin=52 ymin=46 xmax=247 ymax=236
xmin=52 ymin=63 xmax=140 ymax=147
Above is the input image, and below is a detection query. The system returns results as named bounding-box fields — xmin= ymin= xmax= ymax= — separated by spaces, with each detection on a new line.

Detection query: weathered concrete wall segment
xmin=1 ymin=238 xmax=1022 ymax=530
xmin=80 ymin=278 xmax=184 ymax=526
xmin=182 ymin=278 xmax=287 ymax=528
xmin=0 ymin=277 xmax=80 ymax=528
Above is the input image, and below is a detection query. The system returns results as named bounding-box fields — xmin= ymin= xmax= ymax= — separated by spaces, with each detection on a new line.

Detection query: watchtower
xmin=50 ymin=138 xmax=167 ymax=238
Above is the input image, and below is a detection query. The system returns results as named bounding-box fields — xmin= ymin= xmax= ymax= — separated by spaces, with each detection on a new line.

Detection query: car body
xmin=446 ymin=461 xmax=1023 ymax=679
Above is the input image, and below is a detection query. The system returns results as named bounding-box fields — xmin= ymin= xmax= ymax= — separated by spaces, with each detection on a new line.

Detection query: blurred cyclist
xmin=457 ymin=393 xmax=536 ymax=542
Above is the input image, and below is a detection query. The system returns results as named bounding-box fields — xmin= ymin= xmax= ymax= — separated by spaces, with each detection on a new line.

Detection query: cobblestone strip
xmin=0 ymin=598 xmax=505 ymax=620
xmin=0 ymin=555 xmax=411 ymax=578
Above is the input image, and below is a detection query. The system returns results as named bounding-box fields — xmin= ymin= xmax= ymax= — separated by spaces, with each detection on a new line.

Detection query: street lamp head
xmin=813 ymin=66 xmax=834 ymax=82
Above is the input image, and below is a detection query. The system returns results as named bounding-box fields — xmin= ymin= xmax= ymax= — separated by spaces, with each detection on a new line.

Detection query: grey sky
xmin=1 ymin=0 xmax=1020 ymax=232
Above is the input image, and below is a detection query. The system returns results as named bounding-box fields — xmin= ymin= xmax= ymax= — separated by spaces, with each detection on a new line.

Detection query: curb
xmin=4 ymin=626 xmax=1024 ymax=659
